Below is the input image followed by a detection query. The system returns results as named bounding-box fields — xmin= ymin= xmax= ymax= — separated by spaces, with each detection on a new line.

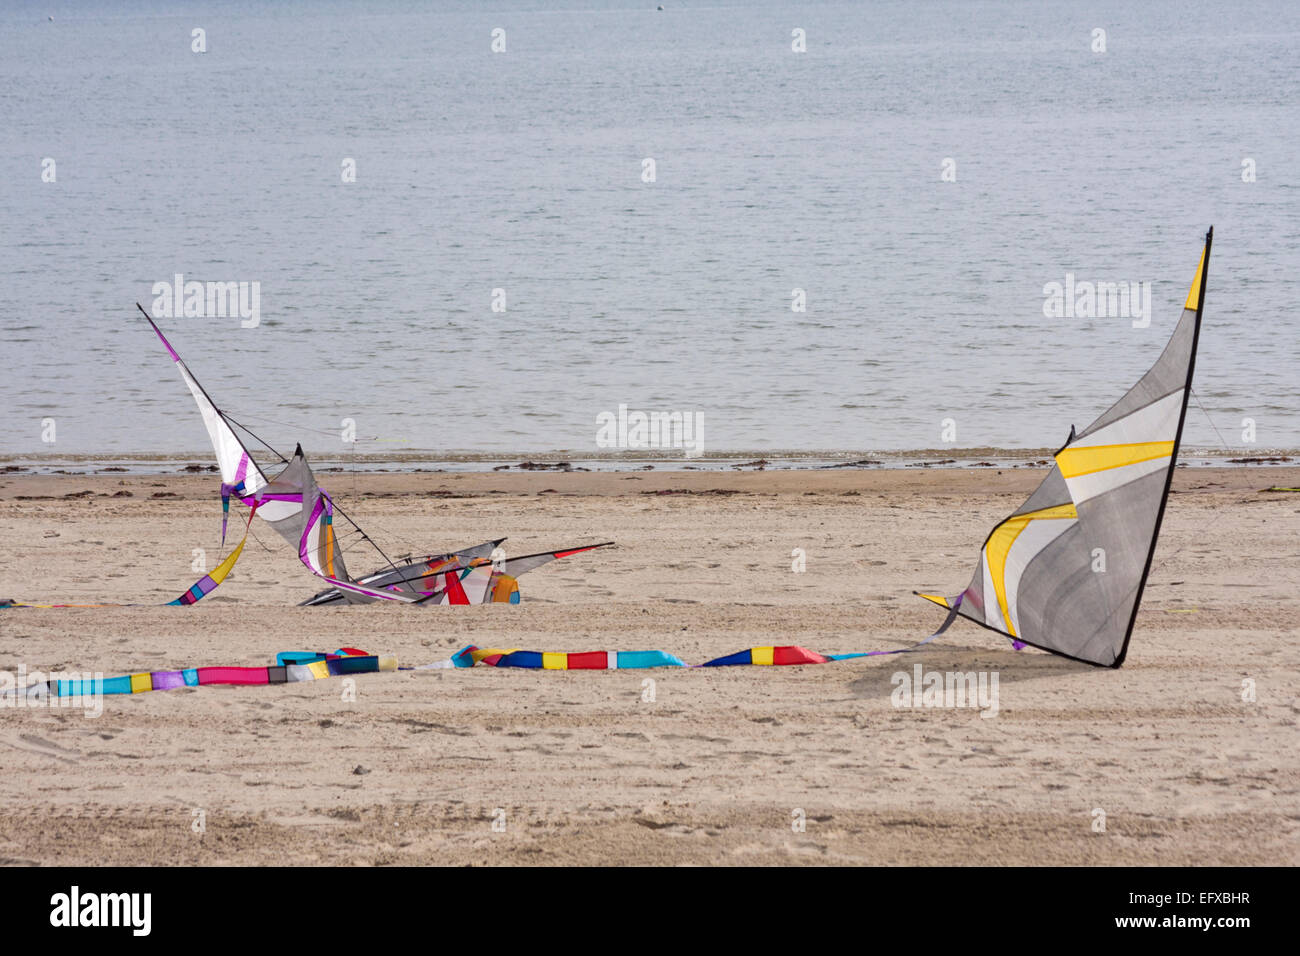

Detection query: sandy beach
xmin=0 ymin=465 xmax=1296 ymax=866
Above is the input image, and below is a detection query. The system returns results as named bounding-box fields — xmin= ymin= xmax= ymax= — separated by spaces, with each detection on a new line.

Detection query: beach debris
xmin=818 ymin=459 xmax=881 ymax=469
xmin=641 ymin=488 xmax=739 ymax=496
xmin=918 ymin=228 xmax=1214 ymax=668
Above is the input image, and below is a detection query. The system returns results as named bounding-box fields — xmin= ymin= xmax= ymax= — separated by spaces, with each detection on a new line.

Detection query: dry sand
xmin=0 ymin=466 xmax=1297 ymax=866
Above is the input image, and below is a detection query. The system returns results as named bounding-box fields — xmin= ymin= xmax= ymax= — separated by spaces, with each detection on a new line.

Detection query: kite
xmin=136 ymin=304 xmax=611 ymax=604
xmin=917 ymin=227 xmax=1214 ymax=667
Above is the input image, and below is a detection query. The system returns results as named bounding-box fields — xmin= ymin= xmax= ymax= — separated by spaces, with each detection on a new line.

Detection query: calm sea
xmin=2 ymin=0 xmax=1298 ymax=463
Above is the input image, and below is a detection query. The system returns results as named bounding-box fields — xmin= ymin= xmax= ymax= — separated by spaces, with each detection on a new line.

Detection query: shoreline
xmin=1 ymin=447 xmax=1295 ymax=477
xmin=3 ymin=464 xmax=1298 ymax=503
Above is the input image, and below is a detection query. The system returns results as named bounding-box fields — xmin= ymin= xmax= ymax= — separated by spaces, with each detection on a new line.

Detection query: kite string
xmin=226 ymin=410 xmax=390 ymax=445
xmin=225 ymin=410 xmax=363 ymax=441
xmin=223 ymin=414 xmax=289 ymax=465
xmin=1190 ymin=387 xmax=1231 ymax=451
xmin=338 ymin=439 xmax=430 ymax=562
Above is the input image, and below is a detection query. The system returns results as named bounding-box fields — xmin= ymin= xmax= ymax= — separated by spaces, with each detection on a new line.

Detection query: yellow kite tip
xmin=1185 ymin=245 xmax=1207 ymax=311
xmin=916 ymin=592 xmax=951 ymax=609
